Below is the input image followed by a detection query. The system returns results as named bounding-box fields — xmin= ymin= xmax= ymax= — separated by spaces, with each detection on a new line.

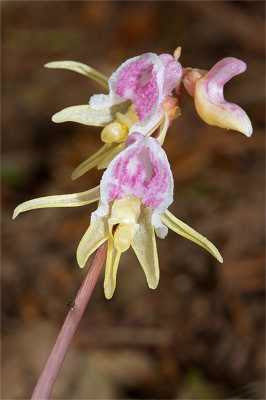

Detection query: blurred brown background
xmin=2 ymin=1 xmax=265 ymax=399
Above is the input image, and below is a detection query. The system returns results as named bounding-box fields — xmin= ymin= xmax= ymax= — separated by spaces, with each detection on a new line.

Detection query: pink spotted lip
xmin=115 ymin=57 xmax=160 ymax=121
xmin=96 ymin=133 xmax=174 ymax=235
xmin=89 ymin=52 xmax=182 ymax=130
xmin=100 ymin=132 xmax=173 ymax=209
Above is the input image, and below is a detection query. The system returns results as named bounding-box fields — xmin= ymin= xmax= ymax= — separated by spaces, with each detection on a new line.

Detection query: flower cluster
xmin=13 ymin=47 xmax=252 ymax=298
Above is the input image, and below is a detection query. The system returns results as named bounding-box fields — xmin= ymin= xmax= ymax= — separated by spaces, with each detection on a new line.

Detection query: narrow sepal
xmin=45 ymin=60 xmax=108 ymax=89
xmin=161 ymin=210 xmax=223 ymax=263
xmin=52 ymin=105 xmax=113 ymax=126
xmin=13 ymin=186 xmax=100 ymax=219
xmin=104 ymin=239 xmax=121 ymax=299
xmin=76 ymin=217 xmax=108 ymax=268
xmin=71 ymin=144 xmax=121 ymax=180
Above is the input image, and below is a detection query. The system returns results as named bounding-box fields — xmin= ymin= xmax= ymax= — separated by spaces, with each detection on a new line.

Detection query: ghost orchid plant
xmin=14 ymin=47 xmax=253 ymax=399
xmin=13 ymin=133 xmax=222 ymax=299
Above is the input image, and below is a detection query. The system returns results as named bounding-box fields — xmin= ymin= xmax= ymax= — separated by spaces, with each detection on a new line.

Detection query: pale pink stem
xmin=31 ymin=243 xmax=107 ymax=399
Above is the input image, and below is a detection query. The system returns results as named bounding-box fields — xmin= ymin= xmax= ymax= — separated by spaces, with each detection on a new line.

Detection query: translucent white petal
xmin=89 ymin=94 xmax=122 ymax=110
xmin=104 ymin=239 xmax=122 ymax=299
xmin=161 ymin=210 xmax=223 ymax=263
xmin=76 ymin=217 xmax=108 ymax=268
xmin=131 ymin=207 xmax=160 ymax=289
xmin=13 ymin=186 xmax=100 ymax=219
xmin=52 ymin=105 xmax=113 ymax=126
xmin=45 ymin=61 xmax=108 ymax=89
xmin=99 ymin=134 xmax=173 ymax=217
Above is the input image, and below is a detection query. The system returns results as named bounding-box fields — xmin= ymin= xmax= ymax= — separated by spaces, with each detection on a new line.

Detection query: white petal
xmin=13 ymin=186 xmax=100 ymax=219
xmin=52 ymin=105 xmax=113 ymax=126
xmin=45 ymin=60 xmax=108 ymax=89
xmin=76 ymin=217 xmax=108 ymax=268
xmin=161 ymin=210 xmax=223 ymax=263
xmin=131 ymin=207 xmax=160 ymax=289
xmin=104 ymin=239 xmax=122 ymax=299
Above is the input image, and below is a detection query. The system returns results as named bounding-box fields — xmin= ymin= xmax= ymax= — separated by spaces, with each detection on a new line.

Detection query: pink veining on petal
xmin=159 ymin=54 xmax=182 ymax=96
xmin=100 ymin=133 xmax=173 ymax=211
xmin=115 ymin=57 xmax=159 ymax=121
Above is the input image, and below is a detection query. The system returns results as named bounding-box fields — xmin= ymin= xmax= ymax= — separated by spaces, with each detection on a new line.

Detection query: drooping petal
xmin=76 ymin=217 xmax=108 ymax=268
xmin=194 ymin=57 xmax=253 ymax=137
xmin=104 ymin=239 xmax=122 ymax=299
xmin=98 ymin=133 xmax=173 ymax=221
xmin=12 ymin=186 xmax=100 ymax=219
xmin=45 ymin=61 xmax=108 ymax=89
xmin=52 ymin=105 xmax=113 ymax=126
xmin=161 ymin=210 xmax=223 ymax=263
xmin=71 ymin=144 xmax=114 ymax=180
xmin=131 ymin=207 xmax=159 ymax=289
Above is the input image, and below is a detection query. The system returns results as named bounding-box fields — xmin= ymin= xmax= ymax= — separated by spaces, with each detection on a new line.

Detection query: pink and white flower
xmin=90 ymin=52 xmax=182 ymax=134
xmin=45 ymin=53 xmax=182 ymax=179
xmin=13 ymin=133 xmax=222 ymax=299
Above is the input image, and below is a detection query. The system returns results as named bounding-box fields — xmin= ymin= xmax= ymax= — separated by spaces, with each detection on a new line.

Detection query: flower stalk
xmin=31 ymin=243 xmax=107 ymax=400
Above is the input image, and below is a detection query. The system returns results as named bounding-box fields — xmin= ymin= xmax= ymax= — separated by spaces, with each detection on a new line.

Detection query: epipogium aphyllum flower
xmin=13 ymin=133 xmax=222 ymax=299
xmin=182 ymin=57 xmax=253 ymax=136
xmin=46 ymin=50 xmax=182 ymax=180
xmin=46 ymin=51 xmax=252 ymax=181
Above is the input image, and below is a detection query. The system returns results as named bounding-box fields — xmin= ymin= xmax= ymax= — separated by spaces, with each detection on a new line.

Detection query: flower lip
xmin=97 ymin=132 xmax=173 ymax=217
xmin=90 ymin=52 xmax=182 ymax=133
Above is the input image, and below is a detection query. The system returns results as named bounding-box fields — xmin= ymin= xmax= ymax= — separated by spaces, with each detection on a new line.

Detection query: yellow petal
xmin=71 ymin=144 xmax=118 ymax=180
xmin=97 ymin=143 xmax=125 ymax=170
xmin=76 ymin=217 xmax=108 ymax=268
xmin=195 ymin=82 xmax=252 ymax=137
xmin=131 ymin=207 xmax=160 ymax=289
xmin=157 ymin=112 xmax=169 ymax=145
xmin=104 ymin=239 xmax=122 ymax=299
xmin=52 ymin=105 xmax=113 ymax=126
xmin=44 ymin=61 xmax=108 ymax=90
xmin=161 ymin=210 xmax=223 ymax=263
xmin=12 ymin=186 xmax=100 ymax=219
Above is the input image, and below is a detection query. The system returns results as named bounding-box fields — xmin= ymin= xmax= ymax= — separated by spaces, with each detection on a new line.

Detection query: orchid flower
xmin=182 ymin=57 xmax=253 ymax=137
xmin=45 ymin=51 xmax=182 ymax=179
xmin=13 ymin=133 xmax=222 ymax=299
